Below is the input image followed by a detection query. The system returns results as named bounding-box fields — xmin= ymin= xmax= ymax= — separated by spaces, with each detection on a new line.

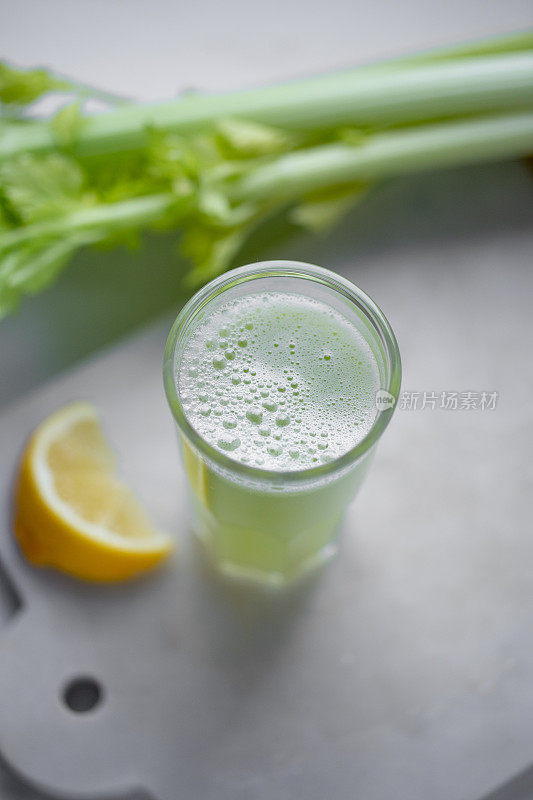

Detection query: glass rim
xmin=163 ymin=260 xmax=401 ymax=485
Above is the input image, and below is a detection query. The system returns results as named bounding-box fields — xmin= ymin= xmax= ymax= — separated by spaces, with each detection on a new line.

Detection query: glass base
xmin=194 ymin=524 xmax=339 ymax=589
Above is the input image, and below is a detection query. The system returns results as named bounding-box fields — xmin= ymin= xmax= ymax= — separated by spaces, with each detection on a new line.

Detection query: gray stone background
xmin=1 ymin=2 xmax=532 ymax=798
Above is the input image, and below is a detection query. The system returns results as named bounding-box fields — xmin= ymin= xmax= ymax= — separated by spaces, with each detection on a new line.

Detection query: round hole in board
xmin=62 ymin=677 xmax=103 ymax=713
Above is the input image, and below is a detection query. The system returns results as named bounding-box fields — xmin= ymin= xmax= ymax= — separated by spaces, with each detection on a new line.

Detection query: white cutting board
xmin=0 ymin=163 xmax=533 ymax=800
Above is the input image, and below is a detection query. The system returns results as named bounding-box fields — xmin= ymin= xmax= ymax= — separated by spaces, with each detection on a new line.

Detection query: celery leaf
xmin=52 ymin=102 xmax=85 ymax=146
xmin=0 ymin=63 xmax=69 ymax=107
xmin=215 ymin=118 xmax=292 ymax=158
xmin=290 ymin=184 xmax=370 ymax=232
xmin=0 ymin=153 xmax=90 ymax=223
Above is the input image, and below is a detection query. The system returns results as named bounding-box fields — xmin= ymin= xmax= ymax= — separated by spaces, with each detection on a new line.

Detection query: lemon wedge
xmin=14 ymin=401 xmax=173 ymax=581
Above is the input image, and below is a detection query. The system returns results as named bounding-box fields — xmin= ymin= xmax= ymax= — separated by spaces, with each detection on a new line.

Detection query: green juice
xmin=173 ymin=288 xmax=382 ymax=585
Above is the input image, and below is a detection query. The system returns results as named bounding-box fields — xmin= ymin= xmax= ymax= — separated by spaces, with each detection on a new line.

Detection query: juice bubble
xmin=217 ymin=434 xmax=240 ymax=451
xmin=246 ymin=407 xmax=263 ymax=424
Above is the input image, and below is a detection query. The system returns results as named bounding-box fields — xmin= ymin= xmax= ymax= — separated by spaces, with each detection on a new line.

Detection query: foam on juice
xmin=178 ymin=292 xmax=380 ymax=471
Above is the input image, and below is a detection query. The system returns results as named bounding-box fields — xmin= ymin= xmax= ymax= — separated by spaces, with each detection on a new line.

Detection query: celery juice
xmin=164 ymin=262 xmax=400 ymax=586
xmin=179 ymin=294 xmax=378 ymax=470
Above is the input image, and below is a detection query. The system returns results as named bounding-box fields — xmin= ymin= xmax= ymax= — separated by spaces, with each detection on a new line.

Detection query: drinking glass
xmin=164 ymin=261 xmax=401 ymax=587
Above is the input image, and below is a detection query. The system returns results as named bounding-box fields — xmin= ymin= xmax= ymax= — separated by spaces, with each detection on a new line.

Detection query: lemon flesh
xmin=14 ymin=402 xmax=173 ymax=582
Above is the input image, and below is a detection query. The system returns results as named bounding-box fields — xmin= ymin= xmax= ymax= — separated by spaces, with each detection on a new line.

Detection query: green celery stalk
xmin=1 ymin=32 xmax=533 ymax=315
xmin=3 ymin=112 xmax=532 ymax=252
xmin=0 ymin=194 xmax=180 ymax=250
xmin=232 ymin=112 xmax=533 ymax=201
xmin=1 ymin=52 xmax=533 ymax=161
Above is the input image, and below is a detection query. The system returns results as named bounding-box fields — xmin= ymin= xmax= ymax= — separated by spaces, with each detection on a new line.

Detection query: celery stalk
xmin=1 ymin=31 xmax=533 ymax=315
xmin=1 ymin=53 xmax=533 ymax=161
xmin=232 ymin=113 xmax=533 ymax=201
xmin=4 ymin=113 xmax=532 ymax=253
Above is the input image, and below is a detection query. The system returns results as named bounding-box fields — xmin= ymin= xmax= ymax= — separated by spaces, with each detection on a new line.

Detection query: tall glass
xmin=164 ymin=261 xmax=401 ymax=587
